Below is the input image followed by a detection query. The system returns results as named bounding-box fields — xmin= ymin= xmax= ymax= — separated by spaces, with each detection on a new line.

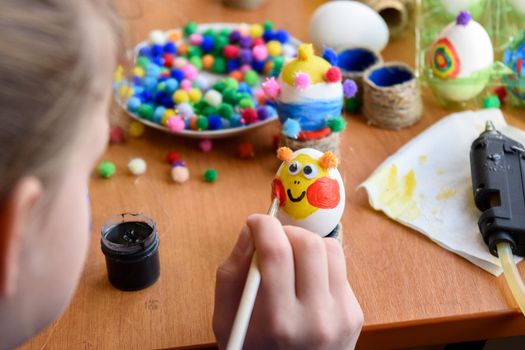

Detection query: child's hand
xmin=213 ymin=214 xmax=364 ymax=349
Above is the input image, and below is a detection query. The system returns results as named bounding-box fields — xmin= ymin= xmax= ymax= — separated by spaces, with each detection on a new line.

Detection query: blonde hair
xmin=0 ymin=0 xmax=122 ymax=199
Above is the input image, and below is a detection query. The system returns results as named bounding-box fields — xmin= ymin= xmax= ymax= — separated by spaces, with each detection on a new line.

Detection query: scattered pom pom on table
xmin=128 ymin=158 xmax=147 ymax=175
xmin=261 ymin=77 xmax=281 ymax=99
xmin=166 ymin=151 xmax=180 ymax=165
xmin=343 ymin=79 xmax=358 ymax=98
xmin=171 ymin=165 xmax=190 ymax=183
xmin=109 ymin=126 xmax=126 ymax=144
xmin=294 ymin=72 xmax=311 ymax=90
xmin=199 ymin=139 xmax=213 ymax=152
xmin=203 ymin=168 xmax=218 ymax=182
xmin=239 ymin=143 xmax=255 ymax=158
xmin=128 ymin=121 xmax=146 ymax=137
xmin=482 ymin=95 xmax=501 ymax=109
xmin=97 ymin=161 xmax=116 ymax=179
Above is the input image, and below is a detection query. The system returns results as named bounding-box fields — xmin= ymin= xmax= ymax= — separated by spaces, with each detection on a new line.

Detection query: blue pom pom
xmin=239 ymin=49 xmax=253 ymax=65
xmin=322 ymin=48 xmax=338 ymax=66
xmin=263 ymin=30 xmax=274 ymax=42
xmin=201 ymin=36 xmax=215 ymax=52
xmin=226 ymin=59 xmax=241 ymax=73
xmin=283 ymin=118 xmax=301 ymax=138
xmin=252 ymin=60 xmax=265 ymax=73
xmin=274 ymin=29 xmax=290 ymax=44
xmin=161 ymin=96 xmax=174 ymax=108
xmin=163 ymin=42 xmax=177 ymax=54
xmin=164 ymin=78 xmax=179 ymax=93
xmin=132 ymin=76 xmax=143 ymax=86
xmin=153 ymin=106 xmax=166 ymax=124
xmin=170 ymin=68 xmax=185 ymax=81
xmin=132 ymin=86 xmax=144 ymax=96
xmin=152 ymin=56 xmax=165 ymax=67
xmin=266 ymin=105 xmax=277 ymax=117
xmin=146 ymin=63 xmax=161 ymax=78
xmin=221 ymin=118 xmax=231 ymax=129
xmin=138 ymin=46 xmax=152 ymax=58
xmin=154 ymin=91 xmax=169 ymax=104
xmin=230 ymin=114 xmax=242 ymax=127
xmin=151 ymin=44 xmax=164 ymax=57
xmin=140 ymin=90 xmax=154 ymax=103
xmin=143 ymin=76 xmax=158 ymax=91
xmin=237 ymin=82 xmax=253 ymax=95
xmin=127 ymin=97 xmax=141 ymax=112
xmin=208 ymin=115 xmax=223 ymax=130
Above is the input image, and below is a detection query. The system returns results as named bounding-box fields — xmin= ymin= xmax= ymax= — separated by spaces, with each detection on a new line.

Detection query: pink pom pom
xmin=182 ymin=64 xmax=198 ymax=81
xmin=173 ymin=57 xmax=188 ymax=68
xmin=167 ymin=116 xmax=185 ymax=132
xmin=199 ymin=139 xmax=213 ymax=153
xmin=189 ymin=33 xmax=203 ymax=46
xmin=180 ymin=79 xmax=193 ymax=91
xmin=240 ymin=64 xmax=252 ymax=73
xmin=294 ymin=72 xmax=311 ymax=90
xmin=325 ymin=67 xmax=342 ymax=83
xmin=252 ymin=45 xmax=268 ymax=61
xmin=261 ymin=77 xmax=281 ymax=99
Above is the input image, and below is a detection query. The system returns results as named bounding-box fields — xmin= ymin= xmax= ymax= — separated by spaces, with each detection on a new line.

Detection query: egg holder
xmin=416 ymin=0 xmax=525 ymax=109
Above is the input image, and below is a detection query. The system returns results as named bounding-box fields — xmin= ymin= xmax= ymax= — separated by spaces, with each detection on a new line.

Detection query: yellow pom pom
xmin=188 ymin=88 xmax=202 ymax=102
xmin=118 ymin=85 xmax=133 ymax=99
xmin=250 ymin=24 xmax=264 ymax=38
xmin=267 ymin=40 xmax=283 ymax=57
xmin=173 ymin=89 xmax=189 ymax=104
xmin=114 ymin=65 xmax=124 ymax=82
xmin=277 ymin=147 xmax=294 ymax=162
xmin=280 ymin=43 xmax=331 ymax=85
xmin=162 ymin=109 xmax=175 ymax=126
xmin=319 ymin=151 xmax=338 ymax=169
xmin=133 ymin=66 xmax=145 ymax=78
xmin=128 ymin=121 xmax=146 ymax=137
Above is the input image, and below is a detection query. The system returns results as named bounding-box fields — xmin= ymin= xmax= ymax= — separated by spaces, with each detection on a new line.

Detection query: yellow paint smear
xmin=418 ymin=155 xmax=428 ymax=164
xmin=436 ymin=187 xmax=456 ymax=200
xmin=370 ymin=164 xmax=420 ymax=221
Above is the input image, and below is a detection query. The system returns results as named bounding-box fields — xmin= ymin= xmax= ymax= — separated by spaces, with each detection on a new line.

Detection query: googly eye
xmin=288 ymin=161 xmax=301 ymax=175
xmin=302 ymin=164 xmax=318 ymax=179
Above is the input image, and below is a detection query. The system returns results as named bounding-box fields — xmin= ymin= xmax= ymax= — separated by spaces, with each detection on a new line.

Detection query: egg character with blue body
xmin=272 ymin=147 xmax=345 ymax=237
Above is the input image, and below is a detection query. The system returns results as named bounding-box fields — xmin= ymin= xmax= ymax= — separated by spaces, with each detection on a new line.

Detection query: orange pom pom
xmin=277 ymin=147 xmax=294 ymax=162
xmin=230 ymin=70 xmax=243 ymax=82
xmin=178 ymin=43 xmax=188 ymax=55
xmin=319 ymin=151 xmax=338 ymax=169
xmin=202 ymin=54 xmax=214 ymax=70
xmin=168 ymin=31 xmax=182 ymax=42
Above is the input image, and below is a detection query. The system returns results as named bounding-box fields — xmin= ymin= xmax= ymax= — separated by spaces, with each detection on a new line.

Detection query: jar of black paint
xmin=101 ymin=213 xmax=160 ymax=291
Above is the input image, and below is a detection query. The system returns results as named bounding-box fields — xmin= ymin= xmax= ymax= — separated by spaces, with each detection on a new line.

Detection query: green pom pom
xmin=264 ymin=20 xmax=274 ymax=31
xmin=483 ymin=95 xmax=501 ymax=109
xmin=222 ymin=88 xmax=238 ymax=104
xmin=345 ymin=97 xmax=361 ymax=114
xmin=138 ymin=104 xmax=154 ymax=120
xmin=214 ymin=36 xmax=229 ymax=52
xmin=188 ymin=45 xmax=202 ymax=58
xmin=212 ymin=57 xmax=227 ymax=74
xmin=189 ymin=56 xmax=202 ymax=70
xmin=223 ymin=77 xmax=239 ymax=90
xmin=244 ymin=70 xmax=259 ymax=87
xmin=137 ymin=56 xmax=150 ymax=69
xmin=193 ymin=100 xmax=206 ymax=113
xmin=328 ymin=116 xmax=347 ymax=132
xmin=183 ymin=22 xmax=198 ymax=37
xmin=218 ymin=103 xmax=234 ymax=119
xmin=196 ymin=116 xmax=209 ymax=130
xmin=203 ymin=168 xmax=218 ymax=182
xmin=97 ymin=161 xmax=116 ymax=178
xmin=201 ymin=105 xmax=217 ymax=116
xmin=157 ymin=82 xmax=166 ymax=91
xmin=213 ymin=81 xmax=226 ymax=92
xmin=203 ymin=28 xmax=215 ymax=37
xmin=219 ymin=27 xmax=232 ymax=37
xmin=238 ymin=98 xmax=254 ymax=109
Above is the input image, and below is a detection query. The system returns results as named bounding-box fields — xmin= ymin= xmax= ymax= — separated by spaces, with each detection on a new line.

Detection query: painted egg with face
xmin=427 ymin=11 xmax=493 ymax=102
xmin=272 ymin=147 xmax=345 ymax=237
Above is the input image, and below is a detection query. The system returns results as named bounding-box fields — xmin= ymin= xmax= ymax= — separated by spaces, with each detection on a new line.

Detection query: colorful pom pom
xmin=199 ymin=139 xmax=213 ymax=152
xmin=456 ymin=11 xmax=472 ymax=26
xmin=322 ymin=47 xmax=338 ymax=66
xmin=128 ymin=158 xmax=147 ymax=175
xmin=171 ymin=165 xmax=190 ymax=183
xmin=261 ymin=77 xmax=281 ymax=99
xmin=109 ymin=126 xmax=126 ymax=144
xmin=325 ymin=67 xmax=342 ymax=83
xmin=283 ymin=118 xmax=301 ymax=138
xmin=128 ymin=121 xmax=146 ymax=137
xmin=182 ymin=64 xmax=198 ymax=81
xmin=244 ymin=70 xmax=259 ymax=87
xmin=267 ymin=40 xmax=282 ymax=57
xmin=223 ymin=45 xmax=240 ymax=59
xmin=166 ymin=151 xmax=180 ymax=165
xmin=328 ymin=116 xmax=347 ymax=132
xmin=97 ymin=161 xmax=116 ymax=178
xmin=319 ymin=151 xmax=338 ymax=169
xmin=204 ymin=89 xmax=223 ymax=107
xmin=482 ymin=95 xmax=501 ymax=109
xmin=277 ymin=147 xmax=294 ymax=162
xmin=180 ymin=79 xmax=193 ymax=91
xmin=343 ymin=79 xmax=358 ymax=98
xmin=252 ymin=45 xmax=268 ymax=61
xmin=173 ymin=89 xmax=190 ymax=104
xmin=241 ymin=108 xmax=258 ymax=124
xmin=167 ymin=116 xmax=185 ymax=132
xmin=203 ymin=168 xmax=218 ymax=182
xmin=294 ymin=72 xmax=311 ymax=90
xmin=149 ymin=30 xmax=167 ymax=45
xmin=189 ymin=33 xmax=203 ymax=46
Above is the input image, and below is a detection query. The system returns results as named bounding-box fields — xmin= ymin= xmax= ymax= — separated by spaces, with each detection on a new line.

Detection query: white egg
xmin=309 ymin=1 xmax=389 ymax=53
xmin=274 ymin=148 xmax=345 ymax=237
xmin=432 ymin=18 xmax=493 ymax=78
xmin=440 ymin=0 xmax=481 ymax=15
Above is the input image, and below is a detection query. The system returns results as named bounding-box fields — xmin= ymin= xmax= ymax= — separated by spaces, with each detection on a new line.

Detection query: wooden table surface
xmin=20 ymin=0 xmax=525 ymax=349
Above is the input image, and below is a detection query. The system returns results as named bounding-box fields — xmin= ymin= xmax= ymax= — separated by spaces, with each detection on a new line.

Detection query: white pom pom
xmin=149 ymin=30 xmax=167 ymax=45
xmin=203 ymin=90 xmax=223 ymax=107
xmin=171 ymin=166 xmax=189 ymax=183
xmin=128 ymin=158 xmax=147 ymax=175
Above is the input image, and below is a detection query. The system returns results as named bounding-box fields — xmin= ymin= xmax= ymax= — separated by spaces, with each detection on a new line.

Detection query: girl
xmin=0 ymin=1 xmax=363 ymax=349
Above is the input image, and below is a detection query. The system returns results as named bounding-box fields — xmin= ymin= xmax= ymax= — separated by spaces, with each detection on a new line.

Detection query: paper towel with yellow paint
xmin=361 ymin=109 xmax=524 ymax=275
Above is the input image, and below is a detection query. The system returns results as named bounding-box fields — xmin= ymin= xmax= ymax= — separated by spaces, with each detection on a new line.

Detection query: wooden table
xmin=20 ymin=0 xmax=525 ymax=349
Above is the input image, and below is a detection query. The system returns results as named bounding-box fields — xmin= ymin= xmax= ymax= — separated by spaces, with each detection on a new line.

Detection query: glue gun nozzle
xmin=485 ymin=121 xmax=496 ymax=132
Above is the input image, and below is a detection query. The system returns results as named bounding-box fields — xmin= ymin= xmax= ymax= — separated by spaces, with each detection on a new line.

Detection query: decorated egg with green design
xmin=427 ymin=11 xmax=493 ymax=102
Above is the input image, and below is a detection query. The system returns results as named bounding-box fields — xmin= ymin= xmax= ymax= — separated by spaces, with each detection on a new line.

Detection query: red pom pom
xmin=223 ymin=45 xmax=240 ymax=59
xmin=495 ymin=86 xmax=507 ymax=104
xmin=241 ymin=108 xmax=258 ymax=124
xmin=166 ymin=151 xmax=180 ymax=165
xmin=239 ymin=142 xmax=255 ymax=158
xmin=109 ymin=126 xmax=126 ymax=144
xmin=325 ymin=67 xmax=342 ymax=83
xmin=163 ymin=53 xmax=174 ymax=68
xmin=252 ymin=38 xmax=264 ymax=47
xmin=160 ymin=70 xmax=171 ymax=78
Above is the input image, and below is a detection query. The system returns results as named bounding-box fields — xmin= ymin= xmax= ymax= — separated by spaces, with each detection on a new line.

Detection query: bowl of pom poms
xmin=113 ymin=21 xmax=300 ymax=138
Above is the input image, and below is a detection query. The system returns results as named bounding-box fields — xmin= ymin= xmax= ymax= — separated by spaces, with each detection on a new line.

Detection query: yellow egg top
xmin=281 ymin=43 xmax=331 ymax=85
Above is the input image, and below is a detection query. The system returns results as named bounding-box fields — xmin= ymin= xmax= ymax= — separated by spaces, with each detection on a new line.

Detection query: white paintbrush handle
xmin=226 ymin=198 xmax=280 ymax=350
